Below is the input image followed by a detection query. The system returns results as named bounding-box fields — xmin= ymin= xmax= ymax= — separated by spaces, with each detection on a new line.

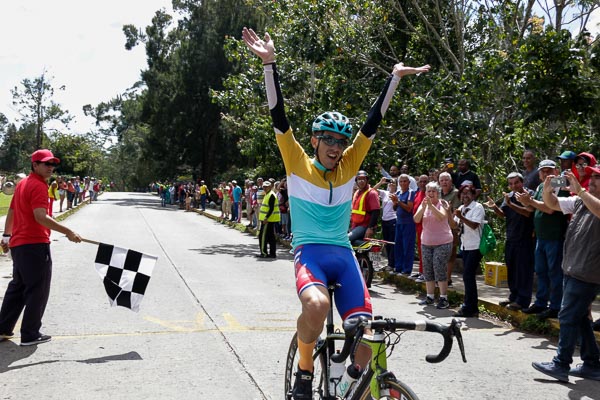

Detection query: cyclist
xmin=348 ymin=170 xmax=380 ymax=243
xmin=242 ymin=27 xmax=430 ymax=399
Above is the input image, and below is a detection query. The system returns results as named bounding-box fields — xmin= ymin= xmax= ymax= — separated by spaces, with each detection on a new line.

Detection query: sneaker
xmin=20 ymin=334 xmax=52 ymax=346
xmin=455 ymin=308 xmax=478 ymax=318
xmin=291 ymin=367 xmax=313 ymax=399
xmin=506 ymin=302 xmax=522 ymax=311
xmin=532 ymin=361 xmax=569 ymax=382
xmin=569 ymin=363 xmax=600 ymax=381
xmin=499 ymin=299 xmax=512 ymax=307
xmin=419 ymin=296 xmax=434 ymax=306
xmin=447 ymin=280 xmax=453 ymax=288
xmin=410 ymin=272 xmax=420 ymax=278
xmin=537 ymin=309 xmax=559 ymax=320
xmin=414 ymin=274 xmax=425 ymax=283
xmin=0 ymin=332 xmax=14 ymax=341
xmin=436 ymin=298 xmax=450 ymax=309
xmin=522 ymin=304 xmax=547 ymax=314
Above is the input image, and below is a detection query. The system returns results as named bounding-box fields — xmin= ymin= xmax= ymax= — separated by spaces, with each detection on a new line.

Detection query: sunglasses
xmin=39 ymin=161 xmax=57 ymax=167
xmin=577 ymin=162 xmax=588 ymax=168
xmin=316 ymin=135 xmax=349 ymax=148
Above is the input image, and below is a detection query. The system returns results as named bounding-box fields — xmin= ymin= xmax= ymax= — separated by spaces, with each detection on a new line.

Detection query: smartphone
xmin=550 ymin=176 xmax=567 ymax=188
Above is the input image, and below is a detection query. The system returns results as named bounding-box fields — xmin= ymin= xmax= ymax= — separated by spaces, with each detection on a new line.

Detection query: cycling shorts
xmin=294 ymin=244 xmax=372 ymax=320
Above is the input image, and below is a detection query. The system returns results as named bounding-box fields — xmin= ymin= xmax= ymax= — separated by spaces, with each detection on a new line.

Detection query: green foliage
xmin=10 ymin=72 xmax=73 ymax=149
xmin=519 ymin=315 xmax=553 ymax=335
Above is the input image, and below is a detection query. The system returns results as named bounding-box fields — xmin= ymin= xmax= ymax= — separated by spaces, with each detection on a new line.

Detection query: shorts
xmin=294 ymin=244 xmax=372 ymax=320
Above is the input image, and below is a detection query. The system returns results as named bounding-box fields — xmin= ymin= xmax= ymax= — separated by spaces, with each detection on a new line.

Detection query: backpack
xmin=479 ymin=223 xmax=496 ymax=256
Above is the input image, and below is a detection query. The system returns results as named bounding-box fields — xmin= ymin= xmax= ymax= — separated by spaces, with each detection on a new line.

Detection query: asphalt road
xmin=1 ymin=192 xmax=599 ymax=399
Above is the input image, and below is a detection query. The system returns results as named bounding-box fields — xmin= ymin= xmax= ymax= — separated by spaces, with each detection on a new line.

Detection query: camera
xmin=385 ymin=178 xmax=395 ymax=183
xmin=550 ymin=176 xmax=567 ymax=188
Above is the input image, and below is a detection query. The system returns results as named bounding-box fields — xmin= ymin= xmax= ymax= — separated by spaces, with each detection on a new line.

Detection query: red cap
xmin=585 ymin=165 xmax=600 ymax=176
xmin=31 ymin=149 xmax=60 ymax=164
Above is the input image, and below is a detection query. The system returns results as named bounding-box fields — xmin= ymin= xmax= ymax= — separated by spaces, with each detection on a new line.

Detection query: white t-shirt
xmin=377 ymin=189 xmax=397 ymax=222
xmin=455 ymin=201 xmax=485 ymax=251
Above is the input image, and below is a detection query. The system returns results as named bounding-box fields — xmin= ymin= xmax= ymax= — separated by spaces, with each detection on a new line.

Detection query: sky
xmin=0 ymin=2 xmax=598 ymax=136
xmin=0 ymin=0 xmax=173 ymax=134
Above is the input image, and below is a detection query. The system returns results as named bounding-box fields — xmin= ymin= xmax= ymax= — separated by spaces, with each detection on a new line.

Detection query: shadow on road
xmin=190 ymin=243 xmax=294 ymax=261
xmin=0 ymin=340 xmax=142 ymax=373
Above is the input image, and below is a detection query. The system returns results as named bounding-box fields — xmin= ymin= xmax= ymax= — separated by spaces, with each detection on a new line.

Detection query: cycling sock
xmin=298 ymin=338 xmax=316 ymax=372
xmin=440 ymin=294 xmax=447 ymax=299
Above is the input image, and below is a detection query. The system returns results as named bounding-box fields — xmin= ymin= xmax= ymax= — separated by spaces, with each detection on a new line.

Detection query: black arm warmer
xmin=360 ymin=75 xmax=394 ymax=138
xmin=268 ymin=64 xmax=290 ymax=133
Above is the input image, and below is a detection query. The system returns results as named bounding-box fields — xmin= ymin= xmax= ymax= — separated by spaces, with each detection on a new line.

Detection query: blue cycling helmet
xmin=312 ymin=111 xmax=353 ymax=139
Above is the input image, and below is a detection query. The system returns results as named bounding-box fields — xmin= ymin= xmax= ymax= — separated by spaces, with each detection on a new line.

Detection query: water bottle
xmin=337 ymin=364 xmax=361 ymax=397
xmin=329 ymin=351 xmax=345 ymax=393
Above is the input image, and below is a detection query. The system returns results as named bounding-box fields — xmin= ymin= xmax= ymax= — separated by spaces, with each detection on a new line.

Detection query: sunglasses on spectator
xmin=316 ymin=135 xmax=349 ymax=148
xmin=576 ymin=162 xmax=588 ymax=168
xmin=38 ymin=161 xmax=58 ymax=167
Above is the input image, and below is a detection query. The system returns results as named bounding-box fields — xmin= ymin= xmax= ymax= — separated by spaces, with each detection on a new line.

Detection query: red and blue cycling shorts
xmin=294 ymin=244 xmax=372 ymax=320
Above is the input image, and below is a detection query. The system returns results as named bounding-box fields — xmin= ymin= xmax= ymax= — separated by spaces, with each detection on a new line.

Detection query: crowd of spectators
xmin=150 ymin=149 xmax=599 ymax=323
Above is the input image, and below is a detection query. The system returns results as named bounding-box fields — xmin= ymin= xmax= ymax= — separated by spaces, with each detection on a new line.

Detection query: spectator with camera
xmin=372 ymin=176 xmax=398 ymax=269
xmin=572 ymin=152 xmax=597 ymax=190
xmin=515 ymin=160 xmax=569 ymax=319
xmin=532 ymin=167 xmax=600 ymax=382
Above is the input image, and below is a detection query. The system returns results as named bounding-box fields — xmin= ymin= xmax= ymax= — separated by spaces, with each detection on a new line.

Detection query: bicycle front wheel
xmin=284 ymin=332 xmax=327 ymax=399
xmin=358 ymin=379 xmax=419 ymax=400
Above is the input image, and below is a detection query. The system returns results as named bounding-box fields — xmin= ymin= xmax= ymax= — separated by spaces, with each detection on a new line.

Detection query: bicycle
xmin=284 ymin=285 xmax=466 ymax=399
xmin=352 ymin=238 xmax=391 ymax=288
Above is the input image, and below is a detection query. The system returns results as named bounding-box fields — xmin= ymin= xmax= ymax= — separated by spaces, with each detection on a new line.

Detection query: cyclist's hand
xmin=392 ymin=63 xmax=431 ymax=78
xmin=242 ymin=27 xmax=275 ymax=64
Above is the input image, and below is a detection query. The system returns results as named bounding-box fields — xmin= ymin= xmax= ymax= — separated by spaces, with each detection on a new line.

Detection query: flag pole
xmin=81 ymin=238 xmax=101 ymax=245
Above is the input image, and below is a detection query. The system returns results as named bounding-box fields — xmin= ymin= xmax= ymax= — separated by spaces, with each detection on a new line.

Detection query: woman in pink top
xmin=413 ymin=181 xmax=456 ymax=309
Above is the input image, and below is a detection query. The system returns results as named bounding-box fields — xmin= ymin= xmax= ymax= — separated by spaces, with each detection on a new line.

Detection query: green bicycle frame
xmin=364 ymin=331 xmax=388 ymax=398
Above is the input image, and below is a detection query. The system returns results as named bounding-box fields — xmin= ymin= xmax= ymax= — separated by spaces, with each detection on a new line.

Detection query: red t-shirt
xmin=9 ymin=173 xmax=51 ymax=247
xmin=350 ymin=188 xmax=380 ymax=228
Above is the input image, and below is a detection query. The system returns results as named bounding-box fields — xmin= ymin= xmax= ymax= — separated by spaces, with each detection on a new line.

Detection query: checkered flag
xmin=94 ymin=243 xmax=158 ymax=312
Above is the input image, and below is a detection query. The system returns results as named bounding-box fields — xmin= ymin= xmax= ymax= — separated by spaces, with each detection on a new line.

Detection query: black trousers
xmin=0 ymin=243 xmax=52 ymax=342
xmin=259 ymin=221 xmax=277 ymax=257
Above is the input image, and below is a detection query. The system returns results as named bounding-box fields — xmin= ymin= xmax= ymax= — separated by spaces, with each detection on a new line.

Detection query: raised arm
xmin=242 ymin=28 xmax=289 ymax=134
xmin=360 ymin=63 xmax=430 ymax=139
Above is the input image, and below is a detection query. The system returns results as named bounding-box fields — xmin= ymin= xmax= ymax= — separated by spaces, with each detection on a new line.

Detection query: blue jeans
xmin=462 ymin=249 xmax=482 ymax=313
xmin=232 ymin=202 xmax=240 ymax=221
xmin=553 ymin=275 xmax=600 ymax=367
xmin=200 ymin=194 xmax=207 ymax=210
xmin=534 ymin=239 xmax=564 ymax=311
xmin=348 ymin=226 xmax=367 ymax=244
xmin=394 ymin=222 xmax=415 ymax=274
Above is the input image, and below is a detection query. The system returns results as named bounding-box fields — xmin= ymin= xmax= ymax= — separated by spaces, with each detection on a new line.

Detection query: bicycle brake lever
xmin=451 ymin=320 xmax=467 ymax=363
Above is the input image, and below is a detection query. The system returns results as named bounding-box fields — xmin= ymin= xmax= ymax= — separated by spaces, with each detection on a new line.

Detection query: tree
xmin=122 ymin=0 xmax=262 ymax=184
xmin=11 ymin=71 xmax=73 ymax=149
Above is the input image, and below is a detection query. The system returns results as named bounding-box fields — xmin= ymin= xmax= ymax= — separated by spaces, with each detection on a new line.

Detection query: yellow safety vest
xmin=260 ymin=191 xmax=281 ymax=222
xmin=351 ymin=189 xmax=373 ymax=215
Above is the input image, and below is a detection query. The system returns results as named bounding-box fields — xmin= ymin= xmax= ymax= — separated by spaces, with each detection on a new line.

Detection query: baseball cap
xmin=537 ymin=159 xmax=556 ymax=171
xmin=31 ymin=149 xmax=60 ymax=164
xmin=231 ymin=180 xmax=237 ymax=184
xmin=263 ymin=181 xmax=272 ymax=188
xmin=557 ymin=151 xmax=576 ymax=160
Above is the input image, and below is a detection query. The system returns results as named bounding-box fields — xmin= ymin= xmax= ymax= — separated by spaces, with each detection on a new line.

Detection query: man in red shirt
xmin=348 ymin=170 xmax=380 ymax=243
xmin=0 ymin=149 xmax=82 ymax=346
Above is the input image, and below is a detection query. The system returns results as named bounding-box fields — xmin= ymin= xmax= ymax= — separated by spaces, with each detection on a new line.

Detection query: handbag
xmin=479 ymin=223 xmax=496 ymax=256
